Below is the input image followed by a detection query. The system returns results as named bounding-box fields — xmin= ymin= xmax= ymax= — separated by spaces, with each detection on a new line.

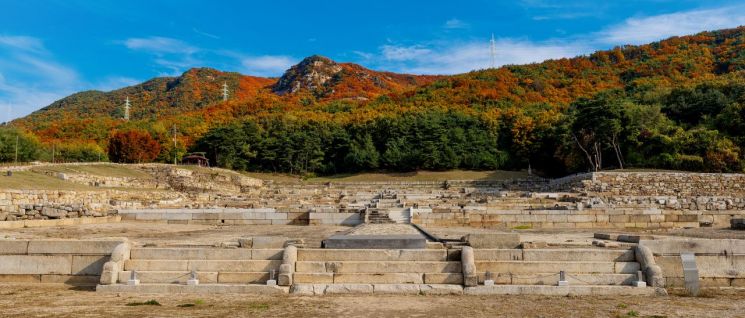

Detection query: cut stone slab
xmin=464 ymin=285 xmax=662 ymax=296
xmin=465 ymin=233 xmax=520 ymax=249
xmin=96 ymin=283 xmax=289 ymax=294
xmin=323 ymin=235 xmax=426 ymax=249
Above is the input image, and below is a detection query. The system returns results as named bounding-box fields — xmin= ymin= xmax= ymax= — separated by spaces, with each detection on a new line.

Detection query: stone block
xmin=27 ymin=240 xmax=123 ymax=255
xmin=465 ymin=233 xmax=520 ymax=248
xmin=296 ymin=261 xmax=327 ymax=273
xmin=0 ymin=255 xmax=72 ymax=274
xmin=217 ymin=272 xmax=270 ymax=283
xmin=0 ymin=240 xmax=29 ymax=255
xmin=294 ymin=273 xmax=334 ymax=284
xmin=323 ymin=283 xmax=373 ymax=294
xmin=333 ymin=273 xmax=423 ymax=284
xmin=71 ymin=255 xmax=110 ymax=275
xmin=252 ymin=249 xmax=284 ymax=260
xmin=188 ymin=260 xmax=281 ymax=272
xmin=473 ymin=249 xmax=523 ymax=261
xmin=251 ymin=236 xmax=289 ymax=249
xmin=419 ymin=284 xmax=463 ymax=295
xmin=373 ymin=284 xmax=420 ymax=295
xmin=297 ymin=249 xmax=447 ymax=262
xmin=130 ymin=248 xmax=252 ymax=260
xmin=424 ymin=273 xmax=463 ymax=284
xmin=124 ymin=260 xmax=188 ymax=271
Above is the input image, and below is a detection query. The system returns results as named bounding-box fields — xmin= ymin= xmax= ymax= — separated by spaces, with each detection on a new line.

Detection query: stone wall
xmin=0 ymin=239 xmax=124 ymax=285
xmin=118 ymin=208 xmax=309 ymax=225
xmin=640 ymin=239 xmax=745 ymax=288
xmin=0 ymin=189 xmax=187 ymax=221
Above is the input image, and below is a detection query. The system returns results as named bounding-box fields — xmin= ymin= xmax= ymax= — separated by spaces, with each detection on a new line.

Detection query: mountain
xmin=10 ymin=26 xmax=745 ymax=158
xmin=272 ymin=55 xmax=440 ymax=99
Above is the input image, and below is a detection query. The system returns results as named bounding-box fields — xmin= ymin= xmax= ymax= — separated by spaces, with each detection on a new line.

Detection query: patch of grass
xmin=512 ymin=224 xmax=533 ymax=230
xmin=33 ymin=164 xmax=153 ymax=179
xmin=616 ymin=303 xmax=628 ymax=309
xmin=0 ymin=171 xmax=97 ymax=190
xmin=247 ymin=303 xmax=269 ymax=310
xmin=177 ymin=303 xmax=195 ymax=308
xmin=626 ymin=310 xmax=639 ymax=317
xmin=126 ymin=299 xmax=161 ymax=306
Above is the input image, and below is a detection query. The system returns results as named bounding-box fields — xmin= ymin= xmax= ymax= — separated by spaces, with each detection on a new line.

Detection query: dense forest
xmin=3 ymin=27 xmax=745 ymax=176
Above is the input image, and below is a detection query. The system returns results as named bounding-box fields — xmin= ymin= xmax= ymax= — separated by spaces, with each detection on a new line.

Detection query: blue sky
xmin=1 ymin=0 xmax=744 ymax=121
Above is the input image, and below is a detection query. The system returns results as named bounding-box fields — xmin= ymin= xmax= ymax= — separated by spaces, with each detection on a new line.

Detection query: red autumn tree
xmin=107 ymin=130 xmax=161 ymax=163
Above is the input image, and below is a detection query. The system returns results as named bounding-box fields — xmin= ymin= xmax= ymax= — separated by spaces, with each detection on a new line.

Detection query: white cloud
xmin=94 ymin=76 xmax=141 ymax=92
xmin=241 ymin=55 xmax=297 ymax=77
xmin=370 ymin=39 xmax=588 ymax=75
xmin=123 ymin=36 xmax=202 ymax=75
xmin=444 ymin=18 xmax=469 ymax=29
xmin=381 ymin=45 xmax=432 ymax=62
xmin=124 ymin=36 xmax=198 ymax=55
xmin=600 ymin=5 xmax=745 ymax=45
xmin=0 ymin=35 xmax=45 ymax=53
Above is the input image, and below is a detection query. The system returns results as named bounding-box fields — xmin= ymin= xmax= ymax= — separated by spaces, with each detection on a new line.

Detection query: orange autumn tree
xmin=107 ymin=130 xmax=161 ymax=163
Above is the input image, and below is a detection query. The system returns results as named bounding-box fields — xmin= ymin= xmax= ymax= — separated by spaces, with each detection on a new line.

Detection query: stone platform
xmin=322 ymin=224 xmax=427 ymax=249
xmin=322 ymin=235 xmax=426 ymax=249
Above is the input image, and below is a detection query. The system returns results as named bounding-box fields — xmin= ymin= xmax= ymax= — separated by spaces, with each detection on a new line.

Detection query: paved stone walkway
xmin=347 ymin=224 xmax=421 ymax=236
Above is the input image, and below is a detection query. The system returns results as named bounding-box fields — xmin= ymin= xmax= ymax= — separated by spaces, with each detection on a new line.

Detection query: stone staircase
xmin=293 ymin=249 xmax=462 ymax=288
xmin=119 ymin=247 xmax=283 ymax=284
xmin=365 ymin=191 xmax=410 ymax=224
xmin=473 ymin=248 xmax=640 ymax=286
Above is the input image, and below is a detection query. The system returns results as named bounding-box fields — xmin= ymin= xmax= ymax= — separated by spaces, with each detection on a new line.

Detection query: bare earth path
xmin=1 ymin=284 xmax=744 ymax=318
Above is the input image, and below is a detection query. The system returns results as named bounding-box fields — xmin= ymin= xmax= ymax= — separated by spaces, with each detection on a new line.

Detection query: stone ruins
xmin=0 ymin=163 xmax=744 ymax=296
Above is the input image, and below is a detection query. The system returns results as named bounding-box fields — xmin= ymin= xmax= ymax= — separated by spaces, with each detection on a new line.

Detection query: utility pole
xmin=172 ymin=124 xmax=178 ymax=165
xmin=222 ymin=82 xmax=229 ymax=102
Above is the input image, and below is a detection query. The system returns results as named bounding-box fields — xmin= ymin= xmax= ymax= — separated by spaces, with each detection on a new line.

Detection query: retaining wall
xmin=639 ymin=239 xmax=745 ymax=288
xmin=0 ymin=239 xmax=124 ymax=285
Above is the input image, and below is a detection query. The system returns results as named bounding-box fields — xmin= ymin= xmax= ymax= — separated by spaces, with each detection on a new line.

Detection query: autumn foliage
xmin=107 ymin=130 xmax=161 ymax=163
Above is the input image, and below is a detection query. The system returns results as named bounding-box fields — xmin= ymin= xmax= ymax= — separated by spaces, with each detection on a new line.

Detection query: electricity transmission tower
xmin=124 ymin=96 xmax=131 ymax=121
xmin=490 ymin=33 xmax=497 ymax=68
xmin=222 ymin=82 xmax=229 ymax=102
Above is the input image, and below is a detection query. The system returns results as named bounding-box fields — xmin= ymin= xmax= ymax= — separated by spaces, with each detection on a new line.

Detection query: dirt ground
xmin=1 ymin=284 xmax=744 ymax=318
xmin=3 ymin=221 xmax=743 ymax=248
xmin=0 ymin=222 xmax=350 ymax=247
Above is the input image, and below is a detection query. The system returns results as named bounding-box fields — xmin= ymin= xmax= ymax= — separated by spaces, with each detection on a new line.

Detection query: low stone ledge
xmin=96 ymin=283 xmax=288 ymax=294
xmin=463 ymin=285 xmax=663 ymax=296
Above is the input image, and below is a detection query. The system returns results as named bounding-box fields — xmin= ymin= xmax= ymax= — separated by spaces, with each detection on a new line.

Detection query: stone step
xmin=296 ymin=261 xmax=462 ymax=273
xmin=298 ymin=249 xmax=448 ymax=262
xmin=463 ymin=285 xmax=660 ymax=296
xmin=118 ymin=271 xmax=272 ymax=284
xmin=124 ymin=260 xmax=282 ymax=272
xmin=474 ymin=249 xmax=635 ymax=262
xmin=130 ymin=248 xmax=283 ymax=260
xmin=96 ymin=284 xmax=289 ymax=294
xmin=291 ymin=284 xmax=464 ymax=296
xmin=475 ymin=261 xmax=640 ymax=274
xmin=476 ymin=273 xmax=637 ymax=285
xmin=293 ymin=272 xmax=463 ymax=284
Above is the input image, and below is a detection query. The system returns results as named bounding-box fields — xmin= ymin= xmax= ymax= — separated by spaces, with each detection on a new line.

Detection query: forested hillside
xmin=4 ymin=27 xmax=745 ymax=176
